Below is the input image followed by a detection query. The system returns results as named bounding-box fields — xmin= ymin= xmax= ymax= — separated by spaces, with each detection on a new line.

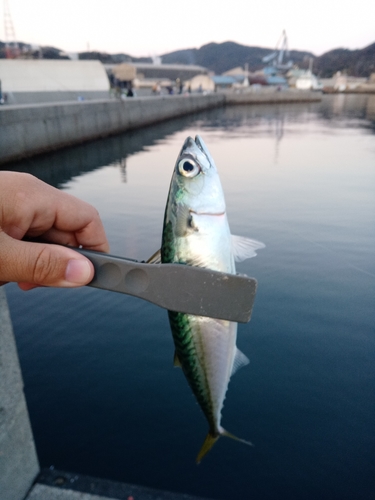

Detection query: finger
xmin=41 ymin=226 xmax=109 ymax=252
xmin=25 ymin=199 xmax=110 ymax=252
xmin=47 ymin=190 xmax=109 ymax=252
xmin=0 ymin=173 xmax=109 ymax=252
xmin=18 ymin=283 xmax=42 ymax=291
xmin=0 ymin=233 xmax=94 ymax=288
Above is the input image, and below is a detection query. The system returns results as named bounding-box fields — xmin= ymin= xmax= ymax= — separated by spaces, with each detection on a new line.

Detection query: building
xmin=185 ymin=74 xmax=215 ymax=92
xmin=105 ymin=62 xmax=210 ymax=95
xmin=106 ymin=62 xmax=209 ymax=82
xmin=211 ymin=75 xmax=237 ymax=89
xmin=333 ymin=72 xmax=368 ymax=92
xmin=0 ymin=60 xmax=110 ymax=105
xmin=295 ymin=71 xmax=323 ymax=91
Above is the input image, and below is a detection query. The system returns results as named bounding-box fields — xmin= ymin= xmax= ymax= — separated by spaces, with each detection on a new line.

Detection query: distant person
xmin=127 ymin=87 xmax=134 ymax=97
xmin=152 ymin=83 xmax=161 ymax=95
xmin=0 ymin=172 xmax=109 ymax=290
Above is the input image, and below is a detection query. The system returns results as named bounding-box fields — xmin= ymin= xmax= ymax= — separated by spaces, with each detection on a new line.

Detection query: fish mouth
xmin=190 ymin=210 xmax=225 ymax=216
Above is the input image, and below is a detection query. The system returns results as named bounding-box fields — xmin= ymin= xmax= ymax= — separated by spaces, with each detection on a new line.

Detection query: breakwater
xmin=225 ymin=89 xmax=322 ymax=104
xmin=0 ymin=91 xmax=321 ymax=165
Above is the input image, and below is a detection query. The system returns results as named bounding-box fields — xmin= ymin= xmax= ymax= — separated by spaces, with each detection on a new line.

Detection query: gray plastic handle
xmin=76 ymin=249 xmax=257 ymax=323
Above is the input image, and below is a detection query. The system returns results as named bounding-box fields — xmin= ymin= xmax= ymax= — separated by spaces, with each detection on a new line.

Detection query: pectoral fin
xmin=231 ymin=235 xmax=265 ymax=262
xmin=176 ymin=204 xmax=197 ymax=236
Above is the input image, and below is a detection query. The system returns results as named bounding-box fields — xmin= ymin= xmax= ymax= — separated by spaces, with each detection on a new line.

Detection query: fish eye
xmin=178 ymin=159 xmax=201 ymax=177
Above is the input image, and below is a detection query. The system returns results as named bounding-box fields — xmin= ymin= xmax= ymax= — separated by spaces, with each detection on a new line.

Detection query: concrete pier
xmin=225 ymin=88 xmax=322 ymax=105
xmin=0 ymin=90 xmax=321 ymax=165
xmin=0 ymin=94 xmax=224 ymax=165
xmin=0 ymin=288 xmax=39 ymax=500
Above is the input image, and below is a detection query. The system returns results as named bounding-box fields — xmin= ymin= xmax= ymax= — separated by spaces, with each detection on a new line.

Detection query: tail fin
xmin=196 ymin=428 xmax=253 ymax=464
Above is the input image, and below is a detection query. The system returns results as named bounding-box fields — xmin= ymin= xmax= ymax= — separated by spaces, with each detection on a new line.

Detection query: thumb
xmin=0 ymin=233 xmax=94 ymax=288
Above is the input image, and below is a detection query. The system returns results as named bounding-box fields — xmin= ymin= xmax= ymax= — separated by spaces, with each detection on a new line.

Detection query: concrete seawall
xmin=225 ymin=89 xmax=322 ymax=104
xmin=0 ymin=288 xmax=40 ymax=500
xmin=0 ymin=91 xmax=321 ymax=165
xmin=0 ymin=94 xmax=225 ymax=165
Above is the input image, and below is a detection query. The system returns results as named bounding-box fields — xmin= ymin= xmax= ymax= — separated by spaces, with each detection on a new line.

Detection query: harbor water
xmin=4 ymin=94 xmax=375 ymax=500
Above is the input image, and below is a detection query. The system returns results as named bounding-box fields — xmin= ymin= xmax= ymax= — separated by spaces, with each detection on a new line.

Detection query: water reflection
xmin=110 ymin=157 xmax=128 ymax=183
xmin=2 ymin=112 xmax=210 ymax=187
xmin=3 ymin=94 xmax=375 ymax=500
xmin=4 ymin=95 xmax=374 ymax=185
xmin=319 ymin=93 xmax=375 ymax=128
xmin=366 ymin=94 xmax=375 ymax=120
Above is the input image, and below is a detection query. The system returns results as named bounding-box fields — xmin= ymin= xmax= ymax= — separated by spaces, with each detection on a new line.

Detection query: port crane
xmin=262 ymin=30 xmax=293 ymax=71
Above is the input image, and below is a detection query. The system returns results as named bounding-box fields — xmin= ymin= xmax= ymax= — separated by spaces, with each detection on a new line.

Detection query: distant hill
xmin=79 ymin=51 xmax=152 ymax=64
xmin=161 ymin=41 xmax=375 ymax=77
xmin=1 ymin=39 xmax=374 ymax=77
xmin=314 ymin=42 xmax=375 ymax=77
xmin=161 ymin=41 xmax=314 ymax=74
xmin=0 ymin=41 xmax=69 ymax=59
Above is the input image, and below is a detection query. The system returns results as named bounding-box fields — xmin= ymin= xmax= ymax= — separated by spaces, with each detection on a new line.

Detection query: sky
xmin=1 ymin=0 xmax=374 ymax=57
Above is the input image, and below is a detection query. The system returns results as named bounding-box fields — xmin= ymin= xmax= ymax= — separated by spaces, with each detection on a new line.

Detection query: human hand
xmin=0 ymin=172 xmax=109 ymax=290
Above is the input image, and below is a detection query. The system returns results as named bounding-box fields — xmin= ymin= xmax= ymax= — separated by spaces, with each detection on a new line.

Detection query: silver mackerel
xmin=159 ymin=136 xmax=264 ymax=462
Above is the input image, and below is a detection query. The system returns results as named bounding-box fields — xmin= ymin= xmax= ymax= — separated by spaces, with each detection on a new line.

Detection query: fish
xmin=150 ymin=135 xmax=264 ymax=463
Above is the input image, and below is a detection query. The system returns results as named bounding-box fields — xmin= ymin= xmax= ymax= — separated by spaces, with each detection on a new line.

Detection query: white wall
xmin=0 ymin=60 xmax=109 ymax=92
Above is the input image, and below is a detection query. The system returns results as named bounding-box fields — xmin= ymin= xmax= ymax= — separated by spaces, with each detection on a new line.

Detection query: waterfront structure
xmin=211 ymin=75 xmax=237 ymax=89
xmin=185 ymin=74 xmax=215 ymax=92
xmin=295 ymin=70 xmax=323 ymax=90
xmin=319 ymin=72 xmax=375 ymax=93
xmin=223 ymin=66 xmax=250 ymax=86
xmin=130 ymin=62 xmax=209 ymax=81
xmin=0 ymin=59 xmax=110 ymax=105
xmin=333 ymin=72 xmax=368 ymax=92
xmin=105 ymin=62 xmax=209 ymax=94
xmin=262 ymin=30 xmax=293 ymax=72
xmin=0 ymin=91 xmax=322 ymax=165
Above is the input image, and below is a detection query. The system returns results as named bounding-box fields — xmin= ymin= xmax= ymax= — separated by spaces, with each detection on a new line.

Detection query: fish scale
xmin=168 ymin=311 xmax=216 ymax=428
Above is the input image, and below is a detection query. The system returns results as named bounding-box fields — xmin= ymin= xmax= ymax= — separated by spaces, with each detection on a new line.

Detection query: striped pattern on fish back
xmin=161 ymin=220 xmax=175 ymax=264
xmin=168 ymin=310 xmax=217 ymax=432
xmin=162 ymin=220 xmax=217 ymax=431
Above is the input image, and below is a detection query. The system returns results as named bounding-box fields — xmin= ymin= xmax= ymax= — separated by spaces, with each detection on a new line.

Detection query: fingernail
xmin=65 ymin=259 xmax=92 ymax=284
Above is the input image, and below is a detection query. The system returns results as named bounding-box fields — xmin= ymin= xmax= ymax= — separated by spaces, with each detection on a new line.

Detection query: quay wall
xmin=225 ymin=89 xmax=322 ymax=104
xmin=0 ymin=94 xmax=225 ymax=165
xmin=0 ymin=91 xmax=321 ymax=165
xmin=0 ymin=289 xmax=40 ymax=500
